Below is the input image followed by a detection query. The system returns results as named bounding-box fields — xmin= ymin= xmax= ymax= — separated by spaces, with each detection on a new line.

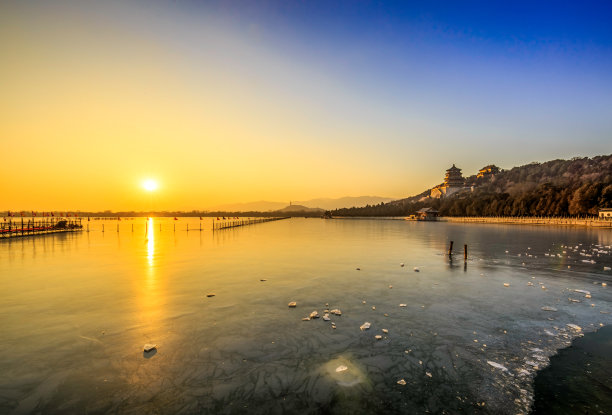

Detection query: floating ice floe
xmin=397 ymin=379 xmax=406 ymax=385
xmin=400 ymin=263 xmax=405 ymax=267
xmin=310 ymin=311 xmax=320 ymax=319
xmin=399 ymin=304 xmax=407 ymax=307
xmin=375 ymin=335 xmax=382 ymax=340
xmin=527 ymin=282 xmax=534 ymax=286
xmin=144 ymin=344 xmax=157 ymax=353
xmin=360 ymin=322 xmax=371 ymax=331
xmin=574 ymin=289 xmax=590 ymax=295
xmin=335 ymin=365 xmax=348 ymax=373
xmin=544 ymin=330 xmax=556 ymax=336
xmin=382 ymin=329 xmax=389 ymax=334
xmin=413 ymin=267 xmax=420 ymax=272
xmin=568 ymin=298 xmax=581 ymax=303
xmin=604 ymin=267 xmax=611 ymax=271
xmin=330 ymin=309 xmax=342 ymax=316
xmin=206 ymin=293 xmax=215 ymax=297
xmin=516 ymin=368 xmax=530 ymax=377
xmin=541 ymin=306 xmax=557 ymax=312
xmin=425 ymin=372 xmax=432 ymax=378
xmin=322 ymin=313 xmax=330 ymax=321
xmin=566 ymin=323 xmax=582 ymax=331
xmin=503 ymin=283 xmax=510 ymax=287
xmin=288 ymin=302 xmax=297 ymax=308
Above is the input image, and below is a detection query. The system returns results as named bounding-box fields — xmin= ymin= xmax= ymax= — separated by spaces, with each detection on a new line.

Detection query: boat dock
xmin=0 ymin=218 xmax=83 ymax=239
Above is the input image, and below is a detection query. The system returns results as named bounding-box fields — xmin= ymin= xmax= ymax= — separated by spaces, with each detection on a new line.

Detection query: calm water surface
xmin=1 ymin=218 xmax=611 ymax=414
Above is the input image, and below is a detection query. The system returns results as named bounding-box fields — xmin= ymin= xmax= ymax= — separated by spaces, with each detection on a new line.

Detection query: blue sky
xmin=1 ymin=0 xmax=611 ymax=208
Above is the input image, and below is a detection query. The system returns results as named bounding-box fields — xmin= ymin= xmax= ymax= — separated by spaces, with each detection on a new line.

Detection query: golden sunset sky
xmin=2 ymin=1 xmax=610 ymax=211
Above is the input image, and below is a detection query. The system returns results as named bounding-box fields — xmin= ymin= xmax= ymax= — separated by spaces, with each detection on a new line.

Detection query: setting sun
xmin=142 ymin=179 xmax=158 ymax=192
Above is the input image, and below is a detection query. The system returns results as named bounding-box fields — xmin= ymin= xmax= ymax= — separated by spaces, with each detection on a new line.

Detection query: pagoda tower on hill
xmin=444 ymin=164 xmax=464 ymax=187
xmin=430 ymin=164 xmax=466 ymax=198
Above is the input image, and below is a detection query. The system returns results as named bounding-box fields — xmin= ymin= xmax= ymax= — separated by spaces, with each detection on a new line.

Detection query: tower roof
xmin=446 ymin=164 xmax=461 ymax=172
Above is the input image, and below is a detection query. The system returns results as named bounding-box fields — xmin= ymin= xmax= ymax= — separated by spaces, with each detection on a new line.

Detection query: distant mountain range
xmin=275 ymin=204 xmax=324 ymax=213
xmin=209 ymin=196 xmax=395 ymax=212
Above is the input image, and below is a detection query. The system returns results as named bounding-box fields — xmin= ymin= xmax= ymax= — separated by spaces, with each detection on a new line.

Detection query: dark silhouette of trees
xmin=332 ymin=154 xmax=612 ymax=217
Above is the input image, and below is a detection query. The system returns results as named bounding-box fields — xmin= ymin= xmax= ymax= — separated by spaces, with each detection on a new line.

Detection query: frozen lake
xmin=1 ymin=218 xmax=611 ymax=414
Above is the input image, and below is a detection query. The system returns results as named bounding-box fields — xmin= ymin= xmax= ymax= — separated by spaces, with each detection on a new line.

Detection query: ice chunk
xmin=382 ymin=329 xmax=389 ymax=334
xmin=360 ymin=322 xmax=371 ymax=331
xmin=541 ymin=306 xmax=557 ymax=312
xmin=335 ymin=365 xmax=348 ymax=373
xmin=309 ymin=311 xmax=320 ymax=319
xmin=487 ymin=361 xmax=508 ymax=372
xmin=375 ymin=335 xmax=382 ymax=340
xmin=566 ymin=323 xmax=582 ymax=331
xmin=322 ymin=313 xmax=330 ymax=321
xmin=399 ymin=304 xmax=407 ymax=307
xmin=144 ymin=343 xmax=157 ymax=353
xmin=330 ymin=309 xmax=342 ymax=316
xmin=206 ymin=293 xmax=216 ymax=297
xmin=573 ymin=289 xmax=590 ymax=295
xmin=288 ymin=302 xmax=297 ymax=307
xmin=414 ymin=267 xmax=420 ymax=272
xmin=503 ymin=283 xmax=510 ymax=287
xmin=604 ymin=266 xmax=611 ymax=271
xmin=397 ymin=379 xmax=406 ymax=385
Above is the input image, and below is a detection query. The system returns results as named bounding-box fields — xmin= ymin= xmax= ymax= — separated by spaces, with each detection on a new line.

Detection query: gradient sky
xmin=1 ymin=0 xmax=611 ymax=211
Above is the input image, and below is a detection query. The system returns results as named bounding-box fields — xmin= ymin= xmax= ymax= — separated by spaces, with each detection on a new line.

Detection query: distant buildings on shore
xmin=430 ymin=163 xmax=500 ymax=199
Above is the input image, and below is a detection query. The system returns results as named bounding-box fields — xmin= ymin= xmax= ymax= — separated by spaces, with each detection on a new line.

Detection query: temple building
xmin=430 ymin=164 xmax=466 ymax=198
xmin=477 ymin=165 xmax=500 ymax=178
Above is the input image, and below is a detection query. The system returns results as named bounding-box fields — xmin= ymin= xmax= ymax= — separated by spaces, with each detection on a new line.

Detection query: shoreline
xmin=443 ymin=216 xmax=612 ymax=228
xmin=331 ymin=216 xmax=612 ymax=228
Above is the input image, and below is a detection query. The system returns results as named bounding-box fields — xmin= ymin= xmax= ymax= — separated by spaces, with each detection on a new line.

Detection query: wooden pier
xmin=0 ymin=218 xmax=83 ymax=239
xmin=212 ymin=217 xmax=289 ymax=231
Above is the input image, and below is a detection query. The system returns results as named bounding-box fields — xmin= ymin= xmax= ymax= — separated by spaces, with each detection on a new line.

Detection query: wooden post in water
xmin=448 ymin=240 xmax=454 ymax=256
xmin=102 ymin=223 xmax=105 ymax=233
xmin=464 ymin=244 xmax=468 ymax=260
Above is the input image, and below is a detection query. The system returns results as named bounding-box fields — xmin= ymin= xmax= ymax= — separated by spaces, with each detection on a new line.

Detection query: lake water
xmin=1 ymin=218 xmax=611 ymax=414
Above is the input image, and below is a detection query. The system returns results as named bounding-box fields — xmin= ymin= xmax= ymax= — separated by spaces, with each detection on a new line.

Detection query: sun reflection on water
xmin=146 ymin=217 xmax=155 ymax=267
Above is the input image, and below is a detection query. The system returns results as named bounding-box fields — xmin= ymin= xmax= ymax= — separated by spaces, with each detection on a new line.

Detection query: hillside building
xmin=599 ymin=208 xmax=612 ymax=219
xmin=477 ymin=165 xmax=500 ymax=178
xmin=430 ymin=164 xmax=465 ymax=198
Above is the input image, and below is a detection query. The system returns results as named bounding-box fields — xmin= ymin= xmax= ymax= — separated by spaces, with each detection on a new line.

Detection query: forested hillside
xmin=332 ymin=155 xmax=612 ymax=217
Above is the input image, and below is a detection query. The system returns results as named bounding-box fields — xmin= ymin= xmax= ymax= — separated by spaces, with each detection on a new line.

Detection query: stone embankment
xmin=443 ymin=216 xmax=612 ymax=228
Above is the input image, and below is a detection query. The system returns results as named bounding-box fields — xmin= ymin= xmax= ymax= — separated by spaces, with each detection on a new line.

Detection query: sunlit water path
xmin=1 ymin=218 xmax=611 ymax=414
